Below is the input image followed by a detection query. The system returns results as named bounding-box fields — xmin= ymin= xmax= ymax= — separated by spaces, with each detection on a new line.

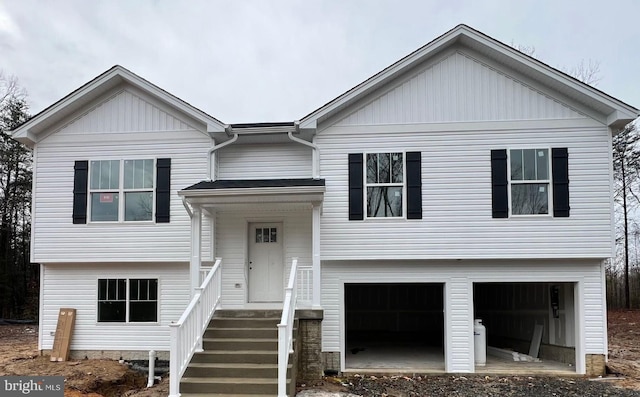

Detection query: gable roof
xmin=298 ymin=24 xmax=638 ymax=130
xmin=10 ymin=65 xmax=226 ymax=146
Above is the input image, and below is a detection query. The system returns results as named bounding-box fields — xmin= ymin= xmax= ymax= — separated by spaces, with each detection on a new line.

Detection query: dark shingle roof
xmin=183 ymin=178 xmax=325 ymax=190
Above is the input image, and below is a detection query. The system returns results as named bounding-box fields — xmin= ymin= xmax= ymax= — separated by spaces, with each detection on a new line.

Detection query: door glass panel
xmin=255 ymin=227 xmax=278 ymax=243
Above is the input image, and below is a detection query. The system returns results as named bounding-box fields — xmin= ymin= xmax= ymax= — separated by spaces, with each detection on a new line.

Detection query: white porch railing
xmin=277 ymin=257 xmax=299 ymax=397
xmin=296 ymin=265 xmax=313 ymax=306
xmin=169 ymin=258 xmax=222 ymax=397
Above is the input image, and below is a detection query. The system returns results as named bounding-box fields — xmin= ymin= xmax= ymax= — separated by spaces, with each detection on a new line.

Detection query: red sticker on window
xmin=100 ymin=193 xmax=113 ymax=203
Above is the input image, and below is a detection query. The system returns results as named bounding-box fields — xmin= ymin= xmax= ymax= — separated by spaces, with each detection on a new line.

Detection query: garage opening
xmin=344 ymin=283 xmax=444 ymax=371
xmin=473 ymin=282 xmax=576 ymax=374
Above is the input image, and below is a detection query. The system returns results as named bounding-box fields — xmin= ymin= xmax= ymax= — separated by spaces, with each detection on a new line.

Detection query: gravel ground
xmin=299 ymin=374 xmax=640 ymax=397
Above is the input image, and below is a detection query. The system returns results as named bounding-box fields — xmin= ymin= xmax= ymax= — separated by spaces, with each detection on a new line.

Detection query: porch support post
xmin=190 ymin=206 xmax=202 ymax=297
xmin=312 ymin=203 xmax=321 ymax=308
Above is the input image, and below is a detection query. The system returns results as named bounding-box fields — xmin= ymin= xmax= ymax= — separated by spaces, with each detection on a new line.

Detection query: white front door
xmin=248 ymin=222 xmax=284 ymax=302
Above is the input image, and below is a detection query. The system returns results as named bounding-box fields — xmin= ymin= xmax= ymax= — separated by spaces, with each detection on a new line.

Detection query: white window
xmin=97 ymin=278 xmax=158 ymax=323
xmin=509 ymin=149 xmax=550 ymax=215
xmin=89 ymin=159 xmax=155 ymax=222
xmin=366 ymin=153 xmax=404 ymax=218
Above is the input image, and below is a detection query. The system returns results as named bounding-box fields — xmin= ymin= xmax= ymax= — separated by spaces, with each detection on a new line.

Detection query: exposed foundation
xmin=296 ymin=309 xmax=324 ymax=381
xmin=41 ymin=349 xmax=169 ymax=361
xmin=323 ymin=351 xmax=340 ymax=374
xmin=585 ymin=354 xmax=606 ymax=376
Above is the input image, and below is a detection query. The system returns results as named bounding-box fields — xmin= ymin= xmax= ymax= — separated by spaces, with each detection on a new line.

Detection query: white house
xmin=11 ymin=24 xmax=638 ymax=395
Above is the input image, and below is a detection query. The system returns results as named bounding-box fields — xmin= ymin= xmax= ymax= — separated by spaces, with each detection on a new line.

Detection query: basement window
xmin=98 ymin=278 xmax=158 ymax=322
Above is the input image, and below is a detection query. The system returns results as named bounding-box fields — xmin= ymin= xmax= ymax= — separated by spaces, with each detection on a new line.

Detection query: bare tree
xmin=0 ymin=71 xmax=33 ymax=318
xmin=0 ymin=71 xmax=26 ymax=108
xmin=613 ymin=123 xmax=640 ymax=309
xmin=510 ymin=41 xmax=602 ymax=87
xmin=564 ymin=59 xmax=602 ymax=86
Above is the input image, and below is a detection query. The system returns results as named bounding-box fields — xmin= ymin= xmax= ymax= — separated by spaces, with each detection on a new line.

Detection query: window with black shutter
xmin=491 ymin=148 xmax=569 ymax=218
xmin=75 ymin=158 xmax=171 ymax=223
xmin=348 ymin=152 xmax=422 ymax=220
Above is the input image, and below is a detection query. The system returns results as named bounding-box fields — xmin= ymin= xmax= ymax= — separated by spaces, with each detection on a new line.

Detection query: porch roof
xmin=178 ymin=178 xmax=326 ymax=206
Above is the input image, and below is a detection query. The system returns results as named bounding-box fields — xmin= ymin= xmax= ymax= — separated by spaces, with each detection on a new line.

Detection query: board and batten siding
xmin=32 ymin=90 xmax=214 ymax=263
xmin=333 ymin=49 xmax=586 ymax=126
xmin=215 ymin=207 xmax=312 ymax=308
xmin=322 ymin=260 xmax=606 ymax=373
xmin=217 ymin=143 xmax=312 ymax=180
xmin=316 ymin=121 xmax=612 ymax=260
xmin=54 ymin=88 xmax=197 ymax=135
xmin=40 ymin=263 xmax=189 ymax=353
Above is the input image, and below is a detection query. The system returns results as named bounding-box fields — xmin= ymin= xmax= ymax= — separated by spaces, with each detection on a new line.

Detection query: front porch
xmin=169 ymin=178 xmax=325 ymax=396
xmin=181 ymin=178 xmax=325 ymax=311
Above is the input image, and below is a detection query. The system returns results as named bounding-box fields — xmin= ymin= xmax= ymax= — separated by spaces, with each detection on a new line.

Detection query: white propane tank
xmin=474 ymin=319 xmax=487 ymax=366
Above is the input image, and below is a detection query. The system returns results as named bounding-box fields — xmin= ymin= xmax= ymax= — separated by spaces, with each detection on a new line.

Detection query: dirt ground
xmin=0 ymin=310 xmax=639 ymax=396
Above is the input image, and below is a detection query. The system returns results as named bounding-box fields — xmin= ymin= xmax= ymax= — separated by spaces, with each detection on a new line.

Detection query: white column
xmin=190 ymin=206 xmax=202 ymax=296
xmin=312 ymin=203 xmax=321 ymax=308
xmin=445 ymin=277 xmax=474 ymax=373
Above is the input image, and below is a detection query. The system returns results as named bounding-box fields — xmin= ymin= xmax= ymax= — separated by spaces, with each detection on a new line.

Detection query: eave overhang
xmin=299 ymin=24 xmax=638 ymax=130
xmin=179 ymin=179 xmax=326 ymax=207
xmin=10 ymin=65 xmax=226 ymax=147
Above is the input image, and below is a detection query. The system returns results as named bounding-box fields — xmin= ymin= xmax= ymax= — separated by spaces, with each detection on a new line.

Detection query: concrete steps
xmin=179 ymin=310 xmax=296 ymax=396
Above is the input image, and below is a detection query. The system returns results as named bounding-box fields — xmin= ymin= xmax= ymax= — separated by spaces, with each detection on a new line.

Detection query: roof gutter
xmin=207 ymin=128 xmax=238 ymax=181
xmin=288 ymin=122 xmax=320 ymax=179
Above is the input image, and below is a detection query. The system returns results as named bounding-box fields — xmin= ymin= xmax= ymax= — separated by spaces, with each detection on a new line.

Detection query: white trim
xmin=179 ymin=185 xmax=325 ymax=198
xmin=575 ymin=280 xmax=586 ymax=374
xmin=600 ymin=261 xmax=609 ymax=362
xmin=338 ymin=277 xmax=450 ymax=373
xmin=322 ymin=118 xmax=605 ymax=134
xmin=38 ymin=264 xmax=44 ymax=351
xmin=335 ymin=273 xmax=587 ymax=374
xmin=87 ymin=158 xmax=158 ymax=224
xmin=95 ymin=277 xmax=160 ymax=324
xmin=312 ymin=204 xmax=321 ymax=308
xmin=506 ymin=147 xmax=553 ymax=217
xmin=608 ymin=128 xmax=616 ymax=257
xmin=247 ymin=220 xmax=285 ymax=303
xmin=190 ymin=206 xmax=202 ymax=296
xmin=363 ymin=151 xmax=406 ymax=220
xmin=30 ymin=146 xmax=37 ymax=261
xmin=11 ymin=66 xmax=226 ymax=145
xmin=301 ymin=25 xmax=637 ymax=129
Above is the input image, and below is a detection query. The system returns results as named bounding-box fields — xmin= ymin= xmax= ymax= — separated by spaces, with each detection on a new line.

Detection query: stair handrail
xmin=169 ymin=257 xmax=223 ymax=397
xmin=277 ymin=257 xmax=299 ymax=397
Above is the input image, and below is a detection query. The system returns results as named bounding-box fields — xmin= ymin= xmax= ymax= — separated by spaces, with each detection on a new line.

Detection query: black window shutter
xmin=406 ymin=151 xmax=422 ymax=219
xmin=348 ymin=153 xmax=364 ymax=220
xmin=552 ymin=148 xmax=570 ymax=217
xmin=156 ymin=158 xmax=171 ymax=223
xmin=72 ymin=160 xmax=89 ymax=224
xmin=491 ymin=149 xmax=509 ymax=218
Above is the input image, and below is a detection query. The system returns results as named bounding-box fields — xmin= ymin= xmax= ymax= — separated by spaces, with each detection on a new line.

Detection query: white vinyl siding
xmin=214 ymin=207 xmax=312 ymax=308
xmin=317 ymin=121 xmax=611 ymax=259
xmin=56 ymin=89 xmax=195 ymax=135
xmin=32 ymin=120 xmax=213 ymax=263
xmin=334 ymin=50 xmax=586 ymax=127
xmin=217 ymin=143 xmax=312 ymax=180
xmin=40 ymin=263 xmax=189 ymax=352
xmin=321 ymin=259 xmax=606 ymax=374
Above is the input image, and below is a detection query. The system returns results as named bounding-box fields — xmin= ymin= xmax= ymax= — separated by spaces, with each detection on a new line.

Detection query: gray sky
xmin=0 ymin=0 xmax=638 ymax=123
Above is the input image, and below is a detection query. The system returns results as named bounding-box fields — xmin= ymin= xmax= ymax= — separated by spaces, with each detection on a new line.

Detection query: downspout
xmin=288 ymin=125 xmax=319 ymax=179
xmin=207 ymin=128 xmax=238 ymax=181
xmin=147 ymin=350 xmax=156 ymax=387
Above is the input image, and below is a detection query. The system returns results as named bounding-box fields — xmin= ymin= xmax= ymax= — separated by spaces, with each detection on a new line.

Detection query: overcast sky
xmin=0 ymin=0 xmax=638 ymax=123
